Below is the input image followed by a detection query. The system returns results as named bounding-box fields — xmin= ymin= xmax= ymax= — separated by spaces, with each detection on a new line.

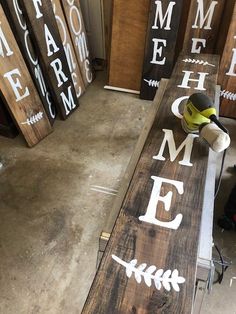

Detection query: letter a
xmin=44 ymin=24 xmax=59 ymax=57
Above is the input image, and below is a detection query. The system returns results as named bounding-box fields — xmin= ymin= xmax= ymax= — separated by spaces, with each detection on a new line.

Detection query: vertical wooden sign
xmin=2 ymin=0 xmax=56 ymax=125
xmin=82 ymin=53 xmax=219 ymax=313
xmin=140 ymin=0 xmax=183 ymax=100
xmin=51 ymin=0 xmax=85 ymax=99
xmin=219 ymin=3 xmax=236 ymax=118
xmin=182 ymin=0 xmax=225 ymax=54
xmin=61 ymin=0 xmax=93 ymax=88
xmin=0 ymin=4 xmax=52 ymax=147
xmin=20 ymin=0 xmax=78 ymax=119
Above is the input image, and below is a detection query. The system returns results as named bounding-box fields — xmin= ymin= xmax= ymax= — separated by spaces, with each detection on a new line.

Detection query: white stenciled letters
xmin=13 ymin=0 xmax=26 ymax=30
xmin=152 ymin=0 xmax=176 ymax=30
xmin=177 ymin=70 xmax=208 ymax=90
xmin=226 ymin=39 xmax=236 ymax=76
xmin=171 ymin=96 xmax=188 ymax=118
xmin=50 ymin=58 xmax=68 ymax=87
xmin=139 ymin=176 xmax=183 ymax=229
xmin=0 ymin=25 xmax=13 ymax=57
xmin=191 ymin=38 xmax=206 ymax=53
xmin=60 ymin=86 xmax=76 ymax=115
xmin=153 ymin=129 xmax=198 ymax=167
xmin=4 ymin=69 xmax=30 ymax=101
xmin=32 ymin=0 xmax=43 ymax=19
xmin=44 ymin=24 xmax=59 ymax=57
xmin=192 ymin=0 xmax=218 ymax=30
xmin=151 ymin=39 xmax=166 ymax=65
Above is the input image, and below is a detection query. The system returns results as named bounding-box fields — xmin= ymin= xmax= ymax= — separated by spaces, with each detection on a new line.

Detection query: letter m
xmin=60 ymin=86 xmax=76 ymax=115
xmin=152 ymin=0 xmax=176 ymax=30
xmin=192 ymin=0 xmax=218 ymax=30
xmin=153 ymin=129 xmax=198 ymax=167
xmin=75 ymin=32 xmax=89 ymax=62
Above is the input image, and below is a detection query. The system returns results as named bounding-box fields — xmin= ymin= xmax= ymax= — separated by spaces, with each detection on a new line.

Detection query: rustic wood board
xmin=0 ymin=4 xmax=52 ymax=147
xmin=61 ymin=0 xmax=93 ymax=88
xmin=140 ymin=0 xmax=183 ymax=100
xmin=107 ymin=0 xmax=150 ymax=92
xmin=20 ymin=0 xmax=78 ymax=120
xmin=182 ymin=0 xmax=225 ymax=54
xmin=219 ymin=2 xmax=236 ymax=118
xmin=2 ymin=0 xmax=57 ymax=125
xmin=51 ymin=0 xmax=85 ymax=98
xmin=82 ymin=53 xmax=219 ymax=314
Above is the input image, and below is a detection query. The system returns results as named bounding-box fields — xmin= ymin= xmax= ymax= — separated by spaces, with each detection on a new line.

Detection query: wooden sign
xmin=0 ymin=96 xmax=18 ymax=138
xmin=0 ymin=4 xmax=52 ymax=147
xmin=2 ymin=0 xmax=56 ymax=125
xmin=107 ymin=0 xmax=150 ymax=92
xmin=20 ymin=0 xmax=78 ymax=119
xmin=61 ymin=0 xmax=93 ymax=88
xmin=182 ymin=0 xmax=225 ymax=54
xmin=140 ymin=0 xmax=183 ymax=100
xmin=51 ymin=0 xmax=85 ymax=98
xmin=219 ymin=3 xmax=236 ymax=118
xmin=82 ymin=53 xmax=219 ymax=313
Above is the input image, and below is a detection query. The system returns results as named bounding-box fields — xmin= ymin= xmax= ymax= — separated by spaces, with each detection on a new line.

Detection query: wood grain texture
xmin=0 ymin=4 xmax=52 ymax=147
xmin=61 ymin=0 xmax=93 ymax=88
xmin=82 ymin=53 xmax=219 ymax=314
xmin=140 ymin=0 xmax=183 ymax=100
xmin=182 ymin=0 xmax=225 ymax=54
xmin=108 ymin=0 xmax=150 ymax=91
xmin=219 ymin=2 xmax=236 ymax=118
xmin=2 ymin=0 xmax=57 ymax=125
xmin=51 ymin=0 xmax=85 ymax=98
xmin=20 ymin=0 xmax=78 ymax=120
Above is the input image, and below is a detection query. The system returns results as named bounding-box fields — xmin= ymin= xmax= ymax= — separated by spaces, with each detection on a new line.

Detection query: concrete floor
xmin=0 ymin=72 xmax=235 ymax=313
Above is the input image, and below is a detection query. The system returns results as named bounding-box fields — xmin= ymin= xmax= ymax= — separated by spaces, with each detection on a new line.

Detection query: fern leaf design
xmin=220 ymin=90 xmax=236 ymax=101
xmin=182 ymin=58 xmax=215 ymax=67
xmin=143 ymin=79 xmax=160 ymax=88
xmin=112 ymin=255 xmax=185 ymax=292
xmin=21 ymin=112 xmax=44 ymax=125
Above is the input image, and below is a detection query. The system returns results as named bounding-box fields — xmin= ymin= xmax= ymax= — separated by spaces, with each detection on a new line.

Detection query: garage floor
xmin=0 ymin=73 xmax=235 ymax=314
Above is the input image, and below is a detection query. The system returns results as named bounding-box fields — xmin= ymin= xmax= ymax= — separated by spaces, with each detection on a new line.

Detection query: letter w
xmin=153 ymin=129 xmax=198 ymax=167
xmin=152 ymin=0 xmax=176 ymax=30
xmin=192 ymin=0 xmax=218 ymax=30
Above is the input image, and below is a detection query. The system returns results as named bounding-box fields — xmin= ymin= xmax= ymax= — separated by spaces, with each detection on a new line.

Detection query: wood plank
xmin=107 ymin=0 xmax=150 ymax=91
xmin=82 ymin=53 xmax=219 ymax=314
xmin=51 ymin=0 xmax=85 ymax=98
xmin=20 ymin=0 xmax=78 ymax=120
xmin=61 ymin=0 xmax=94 ymax=88
xmin=2 ymin=0 xmax=57 ymax=125
xmin=218 ymin=3 xmax=236 ymax=118
xmin=182 ymin=0 xmax=225 ymax=54
xmin=140 ymin=0 xmax=183 ymax=100
xmin=0 ymin=4 xmax=52 ymax=147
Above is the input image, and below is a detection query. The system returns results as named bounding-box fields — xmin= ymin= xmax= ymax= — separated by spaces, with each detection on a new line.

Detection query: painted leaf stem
xmin=112 ymin=255 xmax=185 ymax=292
xmin=182 ymin=58 xmax=215 ymax=67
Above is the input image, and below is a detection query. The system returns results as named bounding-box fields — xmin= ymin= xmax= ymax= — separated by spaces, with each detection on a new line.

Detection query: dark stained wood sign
xmin=82 ymin=53 xmax=219 ymax=313
xmin=2 ymin=0 xmax=57 ymax=125
xmin=0 ymin=96 xmax=18 ymax=138
xmin=182 ymin=0 xmax=225 ymax=54
xmin=61 ymin=0 xmax=93 ymax=88
xmin=0 ymin=3 xmax=52 ymax=147
xmin=140 ymin=0 xmax=183 ymax=100
xmin=20 ymin=0 xmax=78 ymax=120
xmin=219 ymin=2 xmax=236 ymax=118
xmin=51 ymin=0 xmax=85 ymax=98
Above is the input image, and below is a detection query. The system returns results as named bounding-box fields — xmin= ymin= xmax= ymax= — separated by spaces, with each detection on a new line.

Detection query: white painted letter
xmin=60 ymin=86 xmax=76 ymax=115
xmin=152 ymin=0 xmax=176 ymax=30
xmin=32 ymin=0 xmax=43 ymax=19
xmin=44 ymin=24 xmax=59 ymax=57
xmin=178 ymin=70 xmax=208 ymax=90
xmin=151 ymin=38 xmax=166 ymax=65
xmin=226 ymin=47 xmax=236 ymax=77
xmin=139 ymin=176 xmax=183 ymax=230
xmin=192 ymin=0 xmax=218 ymax=30
xmin=50 ymin=58 xmax=68 ymax=87
xmin=153 ymin=129 xmax=198 ymax=167
xmin=4 ymin=69 xmax=30 ymax=101
xmin=171 ymin=96 xmax=189 ymax=118
xmin=75 ymin=32 xmax=89 ymax=62
xmin=191 ymin=38 xmax=206 ymax=53
xmin=0 ymin=26 xmax=13 ymax=57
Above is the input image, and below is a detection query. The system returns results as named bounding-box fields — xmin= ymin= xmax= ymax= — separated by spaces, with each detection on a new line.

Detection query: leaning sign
xmin=82 ymin=53 xmax=219 ymax=313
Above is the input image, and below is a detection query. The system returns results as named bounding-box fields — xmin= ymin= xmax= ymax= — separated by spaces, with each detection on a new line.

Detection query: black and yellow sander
xmin=182 ymin=93 xmax=230 ymax=152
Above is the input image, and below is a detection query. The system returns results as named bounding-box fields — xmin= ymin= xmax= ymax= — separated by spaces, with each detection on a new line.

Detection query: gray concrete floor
xmin=0 ymin=72 xmax=235 ymax=313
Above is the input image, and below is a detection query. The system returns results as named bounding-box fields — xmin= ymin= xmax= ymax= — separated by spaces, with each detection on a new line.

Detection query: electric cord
xmin=214 ymin=149 xmax=227 ymax=199
xmin=213 ymin=244 xmax=230 ymax=284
